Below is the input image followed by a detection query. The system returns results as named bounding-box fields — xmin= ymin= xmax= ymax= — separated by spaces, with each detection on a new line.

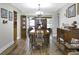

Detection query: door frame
xmin=13 ymin=11 xmax=17 ymax=43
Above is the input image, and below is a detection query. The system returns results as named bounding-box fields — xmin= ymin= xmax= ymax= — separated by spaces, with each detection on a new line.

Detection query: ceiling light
xmin=35 ymin=4 xmax=44 ymax=16
xmin=35 ymin=11 xmax=44 ymax=15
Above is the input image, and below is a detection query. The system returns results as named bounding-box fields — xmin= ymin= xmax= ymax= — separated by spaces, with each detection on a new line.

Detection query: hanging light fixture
xmin=35 ymin=4 xmax=44 ymax=16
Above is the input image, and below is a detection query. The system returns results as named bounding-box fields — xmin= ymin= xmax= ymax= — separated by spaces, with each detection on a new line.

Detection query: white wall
xmin=50 ymin=3 xmax=79 ymax=37
xmin=58 ymin=3 xmax=79 ymax=28
xmin=0 ymin=3 xmax=21 ymax=53
xmin=50 ymin=13 xmax=59 ymax=37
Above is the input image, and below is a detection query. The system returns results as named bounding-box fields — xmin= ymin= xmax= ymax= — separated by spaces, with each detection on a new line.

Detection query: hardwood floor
xmin=8 ymin=39 xmax=27 ymax=55
xmin=31 ymin=47 xmax=49 ymax=55
xmin=1 ymin=35 xmax=62 ymax=55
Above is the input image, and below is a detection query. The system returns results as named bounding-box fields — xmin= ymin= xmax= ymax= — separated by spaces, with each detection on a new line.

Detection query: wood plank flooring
xmin=1 ymin=35 xmax=62 ymax=55
xmin=8 ymin=39 xmax=27 ymax=55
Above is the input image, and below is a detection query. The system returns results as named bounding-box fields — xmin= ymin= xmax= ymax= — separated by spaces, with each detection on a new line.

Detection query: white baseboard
xmin=0 ymin=41 xmax=14 ymax=54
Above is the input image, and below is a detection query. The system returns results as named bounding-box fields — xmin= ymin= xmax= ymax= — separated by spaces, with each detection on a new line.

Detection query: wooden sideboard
xmin=57 ymin=28 xmax=71 ymax=43
xmin=57 ymin=28 xmax=79 ymax=54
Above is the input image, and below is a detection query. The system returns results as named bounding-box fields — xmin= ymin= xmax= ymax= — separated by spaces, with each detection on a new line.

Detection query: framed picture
xmin=66 ymin=4 xmax=76 ymax=18
xmin=9 ymin=11 xmax=12 ymax=21
xmin=1 ymin=8 xmax=7 ymax=18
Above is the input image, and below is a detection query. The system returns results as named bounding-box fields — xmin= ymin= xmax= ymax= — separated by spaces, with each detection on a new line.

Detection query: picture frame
xmin=66 ymin=4 xmax=76 ymax=18
xmin=9 ymin=11 xmax=12 ymax=21
xmin=1 ymin=8 xmax=7 ymax=18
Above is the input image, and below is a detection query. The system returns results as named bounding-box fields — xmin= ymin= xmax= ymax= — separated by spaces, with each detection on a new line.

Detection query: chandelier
xmin=35 ymin=4 xmax=44 ymax=16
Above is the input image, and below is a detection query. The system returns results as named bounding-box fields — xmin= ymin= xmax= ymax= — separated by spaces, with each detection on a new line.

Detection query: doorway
xmin=13 ymin=11 xmax=17 ymax=43
xmin=21 ymin=15 xmax=27 ymax=39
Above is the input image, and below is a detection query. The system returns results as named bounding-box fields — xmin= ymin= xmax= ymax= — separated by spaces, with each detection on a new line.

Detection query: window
xmin=30 ymin=19 xmax=35 ymax=27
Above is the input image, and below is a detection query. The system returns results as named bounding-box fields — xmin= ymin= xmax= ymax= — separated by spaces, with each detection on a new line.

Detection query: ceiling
xmin=10 ymin=3 xmax=67 ymax=16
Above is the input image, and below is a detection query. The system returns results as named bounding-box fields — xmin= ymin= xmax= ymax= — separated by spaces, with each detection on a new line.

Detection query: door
xmin=21 ymin=15 xmax=26 ymax=39
xmin=14 ymin=11 xmax=17 ymax=42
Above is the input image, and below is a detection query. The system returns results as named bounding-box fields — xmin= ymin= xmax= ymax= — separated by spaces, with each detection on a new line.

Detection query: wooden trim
xmin=13 ymin=11 xmax=17 ymax=42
